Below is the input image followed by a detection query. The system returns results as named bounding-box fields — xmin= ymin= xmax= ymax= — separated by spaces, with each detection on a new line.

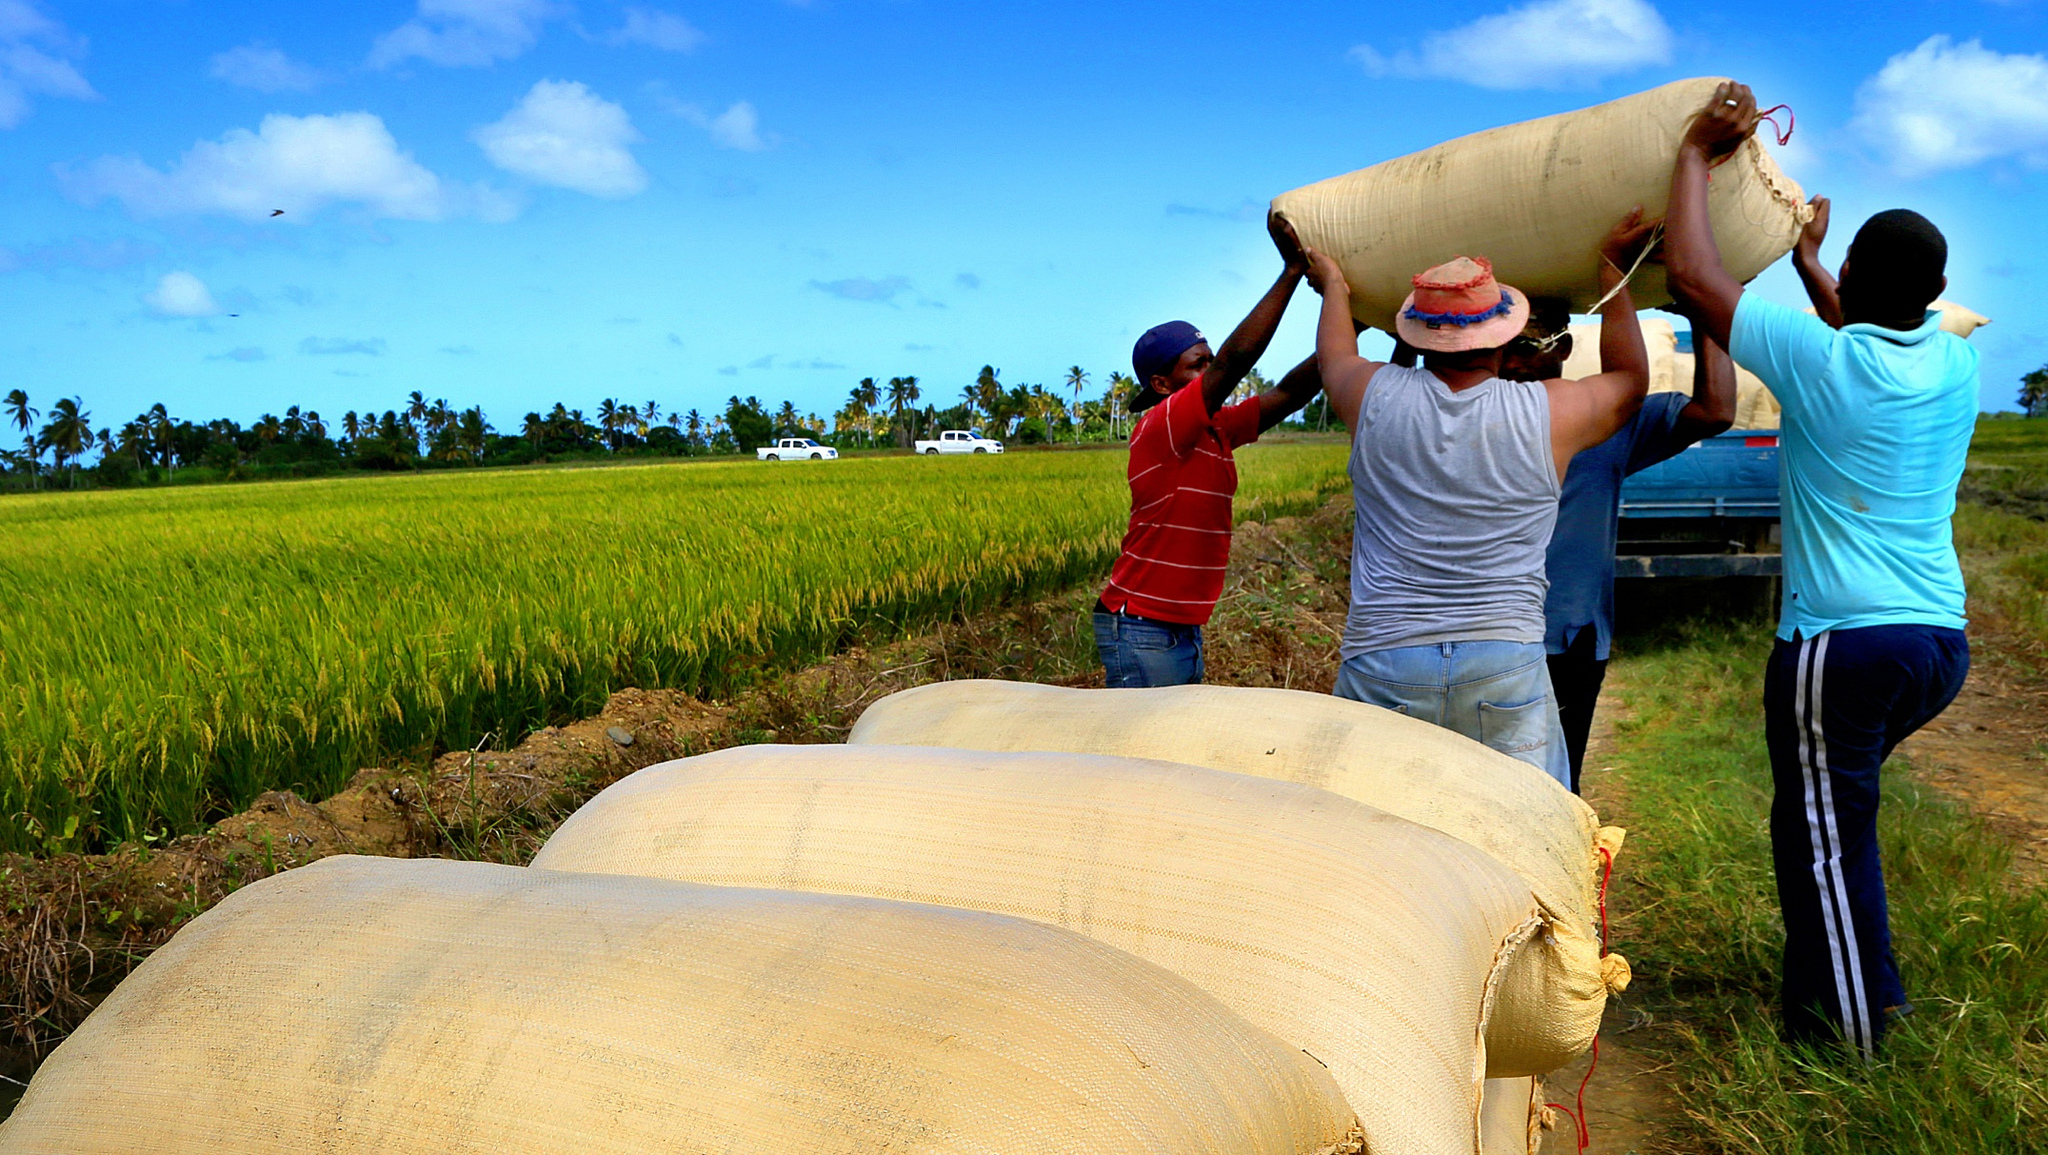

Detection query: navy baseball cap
xmin=1131 ymin=321 xmax=1206 ymax=411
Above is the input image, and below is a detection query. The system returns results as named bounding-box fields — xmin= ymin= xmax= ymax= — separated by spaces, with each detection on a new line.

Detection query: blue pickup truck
xmin=1615 ymin=426 xmax=1783 ymax=579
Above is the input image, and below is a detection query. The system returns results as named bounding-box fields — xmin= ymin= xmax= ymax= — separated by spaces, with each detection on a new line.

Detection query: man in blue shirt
xmin=1665 ymin=83 xmax=1979 ymax=1057
xmin=1502 ymin=301 xmax=1736 ymax=792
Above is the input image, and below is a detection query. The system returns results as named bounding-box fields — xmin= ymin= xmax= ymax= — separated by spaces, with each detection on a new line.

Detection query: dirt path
xmin=1895 ymin=652 xmax=2048 ymax=885
xmin=1540 ymin=694 xmax=1687 ymax=1155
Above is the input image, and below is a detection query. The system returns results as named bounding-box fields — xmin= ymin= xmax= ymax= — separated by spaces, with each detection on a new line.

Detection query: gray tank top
xmin=1341 ymin=364 xmax=1560 ymax=658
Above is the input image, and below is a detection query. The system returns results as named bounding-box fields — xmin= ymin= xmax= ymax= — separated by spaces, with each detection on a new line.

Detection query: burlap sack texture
xmin=848 ymin=681 xmax=1627 ymax=1080
xmin=0 ymin=856 xmax=1367 ymax=1155
xmin=533 ymin=744 xmax=1543 ymax=1155
xmin=1273 ymin=77 xmax=1811 ymax=333
xmin=1562 ymin=299 xmax=1990 ymax=433
xmin=847 ymin=682 xmax=1615 ymax=1155
xmin=1559 ymin=316 xmax=1784 ymax=430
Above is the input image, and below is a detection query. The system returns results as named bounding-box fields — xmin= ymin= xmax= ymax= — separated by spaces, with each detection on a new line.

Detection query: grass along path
xmin=1586 ymin=610 xmax=2048 ymax=1153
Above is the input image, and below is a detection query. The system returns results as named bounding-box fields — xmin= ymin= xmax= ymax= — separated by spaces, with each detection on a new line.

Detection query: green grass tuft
xmin=1606 ymin=615 xmax=2048 ymax=1153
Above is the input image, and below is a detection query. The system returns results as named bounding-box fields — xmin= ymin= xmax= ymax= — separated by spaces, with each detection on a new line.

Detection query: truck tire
xmin=973 ymin=447 xmax=987 ymax=454
xmin=810 ymin=452 xmax=823 ymax=460
xmin=925 ymin=448 xmax=939 ymax=455
xmin=765 ymin=454 xmax=779 ymax=461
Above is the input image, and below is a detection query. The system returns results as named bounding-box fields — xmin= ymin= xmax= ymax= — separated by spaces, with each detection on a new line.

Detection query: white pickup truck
xmin=915 ymin=430 xmax=1004 ymax=455
xmin=757 ymin=438 xmax=838 ymax=461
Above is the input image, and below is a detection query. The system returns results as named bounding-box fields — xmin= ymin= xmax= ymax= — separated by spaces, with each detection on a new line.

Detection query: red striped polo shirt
xmin=1100 ymin=382 xmax=1263 ymax=625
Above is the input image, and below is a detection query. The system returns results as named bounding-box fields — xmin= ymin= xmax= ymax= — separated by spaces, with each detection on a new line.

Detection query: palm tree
xmin=1065 ymin=366 xmax=1089 ymax=443
xmin=5 ymin=389 xmax=38 ymax=488
xmin=774 ymin=399 xmax=800 ymax=436
xmin=886 ymin=376 xmax=921 ymax=447
xmin=684 ymin=408 xmax=705 ymax=454
xmin=1105 ymin=372 xmax=1137 ymax=439
xmin=643 ymin=400 xmax=660 ymax=429
xmin=597 ymin=398 xmax=621 ymax=450
xmin=37 ymin=397 xmax=89 ymax=486
xmin=341 ymin=410 xmax=361 ymax=443
xmin=974 ymin=366 xmax=1003 ymax=428
xmin=853 ymin=377 xmax=881 ymax=446
xmin=405 ymin=391 xmax=429 ymax=455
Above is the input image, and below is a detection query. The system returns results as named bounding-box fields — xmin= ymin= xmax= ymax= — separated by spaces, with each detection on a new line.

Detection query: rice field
xmin=0 ymin=442 xmax=1347 ymax=854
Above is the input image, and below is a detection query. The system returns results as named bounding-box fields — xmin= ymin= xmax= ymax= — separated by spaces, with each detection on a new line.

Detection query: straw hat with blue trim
xmin=1394 ymin=256 xmax=1531 ymax=353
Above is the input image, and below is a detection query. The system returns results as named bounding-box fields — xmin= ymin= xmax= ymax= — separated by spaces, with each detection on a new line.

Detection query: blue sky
xmin=1 ymin=0 xmax=2043 ymax=433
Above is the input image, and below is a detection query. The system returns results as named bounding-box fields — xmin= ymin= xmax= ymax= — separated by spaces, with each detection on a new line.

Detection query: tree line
xmin=0 ymin=365 xmax=1318 ymax=492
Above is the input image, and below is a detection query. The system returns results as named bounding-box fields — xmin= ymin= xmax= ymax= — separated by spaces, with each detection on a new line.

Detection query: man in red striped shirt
xmin=1095 ymin=213 xmax=1323 ymax=687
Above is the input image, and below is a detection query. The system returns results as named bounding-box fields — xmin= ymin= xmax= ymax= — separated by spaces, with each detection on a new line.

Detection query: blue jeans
xmin=1333 ymin=639 xmax=1571 ymax=788
xmin=1094 ymin=610 xmax=1204 ymax=688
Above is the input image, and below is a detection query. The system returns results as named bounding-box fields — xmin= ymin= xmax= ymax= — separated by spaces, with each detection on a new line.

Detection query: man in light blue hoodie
xmin=1664 ymin=82 xmax=1979 ymax=1057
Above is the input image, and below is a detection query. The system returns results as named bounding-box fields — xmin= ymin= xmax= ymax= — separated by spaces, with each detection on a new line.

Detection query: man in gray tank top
xmin=1297 ymin=211 xmax=1655 ymax=787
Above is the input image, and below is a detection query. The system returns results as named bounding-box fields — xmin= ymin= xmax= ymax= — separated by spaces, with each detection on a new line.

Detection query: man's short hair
xmin=1846 ymin=209 xmax=1947 ymax=318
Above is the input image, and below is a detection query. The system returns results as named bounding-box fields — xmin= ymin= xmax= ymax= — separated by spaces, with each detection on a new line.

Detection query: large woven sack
xmin=0 ymin=856 xmax=1366 ymax=1155
xmin=848 ymin=681 xmax=1629 ymax=1079
xmin=533 ymin=744 xmax=1544 ymax=1155
xmin=1560 ymin=317 xmax=1679 ymax=394
xmin=1562 ymin=318 xmax=1781 ymax=429
xmin=1273 ymin=77 xmax=1809 ymax=332
xmin=1934 ymin=298 xmax=1989 ymax=338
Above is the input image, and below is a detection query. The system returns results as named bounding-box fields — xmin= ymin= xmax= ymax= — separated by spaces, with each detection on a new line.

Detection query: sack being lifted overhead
xmin=2 ymin=856 xmax=1366 ymax=1155
xmin=1272 ymin=77 xmax=1810 ymax=333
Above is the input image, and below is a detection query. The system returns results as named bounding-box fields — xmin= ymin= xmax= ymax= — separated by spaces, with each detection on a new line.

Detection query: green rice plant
xmin=1605 ymin=618 xmax=2048 ymax=1153
xmin=0 ymin=444 xmax=1348 ymax=852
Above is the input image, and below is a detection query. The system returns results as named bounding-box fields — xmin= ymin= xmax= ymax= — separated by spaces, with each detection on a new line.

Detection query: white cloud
xmin=369 ymin=0 xmax=557 ymax=69
xmin=1352 ymin=0 xmax=1673 ymax=90
xmin=209 ymin=43 xmax=327 ymax=93
xmin=144 ymin=271 xmax=221 ymax=318
xmin=599 ymin=7 xmax=703 ymax=51
xmin=666 ymin=98 xmax=770 ymax=151
xmin=1852 ymin=36 xmax=2048 ymax=176
xmin=0 ymin=0 xmax=97 ymax=128
xmin=475 ymin=79 xmax=647 ymax=197
xmin=62 ymin=112 xmax=467 ymax=221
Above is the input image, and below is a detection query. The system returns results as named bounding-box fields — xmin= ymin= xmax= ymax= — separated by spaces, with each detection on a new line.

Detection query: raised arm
xmin=1674 ymin=326 xmax=1737 ymax=443
xmin=1199 ymin=212 xmax=1308 ymax=413
xmin=1792 ymin=195 xmax=1842 ymax=328
xmin=1546 ymin=210 xmax=1657 ymax=472
xmin=1255 ymin=354 xmax=1322 ymax=433
xmin=1302 ymin=247 xmax=1385 ymax=433
xmin=1664 ymin=81 xmax=1762 ymax=350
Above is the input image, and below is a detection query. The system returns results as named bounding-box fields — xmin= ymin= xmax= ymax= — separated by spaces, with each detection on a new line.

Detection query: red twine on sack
xmin=1756 ymin=103 xmax=1795 ymax=147
xmin=1546 ymin=846 xmax=1617 ymax=1154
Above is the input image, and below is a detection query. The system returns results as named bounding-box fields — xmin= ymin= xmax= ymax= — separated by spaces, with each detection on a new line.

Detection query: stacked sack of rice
xmin=849 ymin=680 xmax=1634 ymax=1154
xmin=533 ymin=743 xmax=1549 ymax=1154
xmin=0 ymin=856 xmax=1366 ymax=1155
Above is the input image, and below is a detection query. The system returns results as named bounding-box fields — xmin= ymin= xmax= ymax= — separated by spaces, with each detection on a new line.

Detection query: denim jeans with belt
xmin=1333 ymin=639 xmax=1571 ymax=788
xmin=1094 ymin=609 xmax=1204 ymax=688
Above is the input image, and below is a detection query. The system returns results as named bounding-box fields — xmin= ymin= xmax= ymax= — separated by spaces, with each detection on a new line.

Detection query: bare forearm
xmin=1795 ymin=250 xmax=1843 ymax=329
xmin=1595 ymin=266 xmax=1649 ymax=393
xmin=1208 ymin=269 xmax=1303 ymax=411
xmin=1315 ymin=278 xmax=1367 ymax=382
xmin=1665 ymin=146 xmax=1744 ymax=347
xmin=1256 ymin=355 xmax=1321 ymax=431
xmin=1678 ymin=331 xmax=1737 ymax=436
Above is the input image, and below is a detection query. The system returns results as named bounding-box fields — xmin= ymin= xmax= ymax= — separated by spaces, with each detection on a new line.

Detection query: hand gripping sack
xmin=1273 ymin=77 xmax=1810 ymax=332
xmin=0 ymin=856 xmax=1365 ymax=1155
xmin=847 ymin=681 xmax=1631 ymax=1078
xmin=532 ymin=744 xmax=1545 ymax=1155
